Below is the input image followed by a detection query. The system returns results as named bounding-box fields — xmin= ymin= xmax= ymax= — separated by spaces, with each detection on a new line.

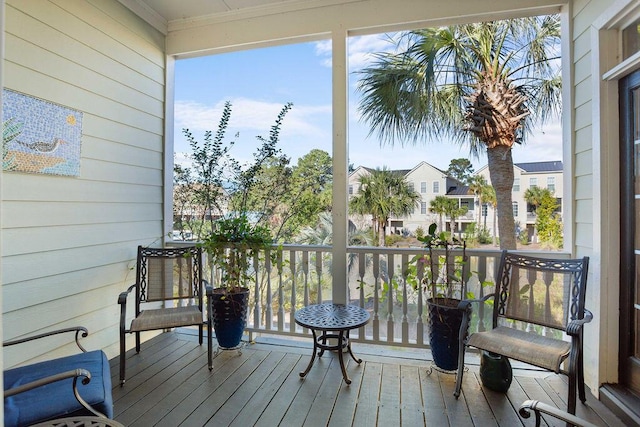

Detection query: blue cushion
xmin=3 ymin=350 xmax=113 ymax=426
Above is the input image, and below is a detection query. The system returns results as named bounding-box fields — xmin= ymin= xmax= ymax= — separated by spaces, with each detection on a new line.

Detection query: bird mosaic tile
xmin=2 ymin=89 xmax=82 ymax=176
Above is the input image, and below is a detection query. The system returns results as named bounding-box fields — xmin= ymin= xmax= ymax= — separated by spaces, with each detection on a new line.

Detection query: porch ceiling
xmin=118 ymin=0 xmax=358 ymax=34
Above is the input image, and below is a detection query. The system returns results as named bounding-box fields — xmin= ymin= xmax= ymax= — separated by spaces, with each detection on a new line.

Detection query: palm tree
xmin=442 ymin=198 xmax=468 ymax=239
xmin=468 ymin=175 xmax=488 ymax=226
xmin=483 ymin=186 xmax=498 ymax=245
xmin=349 ymin=167 xmax=420 ymax=246
xmin=524 ymin=186 xmax=554 ymax=241
xmin=524 ymin=186 xmax=552 ymax=214
xmin=357 ymin=16 xmax=561 ymax=249
xmin=429 ymin=195 xmax=450 ymax=232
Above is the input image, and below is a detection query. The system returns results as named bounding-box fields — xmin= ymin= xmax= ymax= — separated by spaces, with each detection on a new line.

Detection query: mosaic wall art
xmin=2 ymin=89 xmax=82 ymax=176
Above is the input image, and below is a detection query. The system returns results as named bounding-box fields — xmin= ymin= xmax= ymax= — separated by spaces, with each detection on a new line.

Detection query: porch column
xmin=331 ymin=30 xmax=348 ymax=304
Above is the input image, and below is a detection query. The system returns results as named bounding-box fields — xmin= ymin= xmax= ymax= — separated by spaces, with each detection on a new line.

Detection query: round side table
xmin=294 ymin=303 xmax=370 ymax=384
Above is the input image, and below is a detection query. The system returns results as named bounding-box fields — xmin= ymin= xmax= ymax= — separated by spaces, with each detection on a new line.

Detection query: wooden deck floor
xmin=110 ymin=330 xmax=624 ymax=426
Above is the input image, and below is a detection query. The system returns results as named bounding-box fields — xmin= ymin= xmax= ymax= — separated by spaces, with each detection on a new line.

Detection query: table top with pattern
xmin=294 ymin=303 xmax=370 ymax=331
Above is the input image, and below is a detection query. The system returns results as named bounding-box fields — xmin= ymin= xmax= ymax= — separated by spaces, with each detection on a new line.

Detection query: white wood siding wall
xmin=2 ymin=0 xmax=165 ymax=367
xmin=571 ymin=0 xmax=633 ymax=393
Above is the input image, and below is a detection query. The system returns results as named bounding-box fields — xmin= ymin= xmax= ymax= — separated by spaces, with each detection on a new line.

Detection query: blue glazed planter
xmin=427 ymin=298 xmax=466 ymax=371
xmin=211 ymin=287 xmax=249 ymax=349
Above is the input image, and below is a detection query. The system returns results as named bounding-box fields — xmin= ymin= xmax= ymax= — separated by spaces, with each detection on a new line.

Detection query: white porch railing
xmin=193 ymin=243 xmax=570 ymax=349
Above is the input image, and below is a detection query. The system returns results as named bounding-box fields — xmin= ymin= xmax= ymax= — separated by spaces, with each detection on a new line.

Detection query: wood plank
xmin=229 ymin=353 xmax=302 ymax=426
xmin=179 ymin=349 xmax=271 ymax=425
xmin=327 ymin=358 xmax=363 ymax=427
xmin=420 ymin=366 xmax=450 ymax=426
xmin=154 ymin=348 xmax=267 ymax=426
xmin=304 ymin=355 xmax=347 ymax=425
xmin=352 ymin=362 xmax=382 ymax=427
xmin=461 ymin=371 xmax=499 ymax=426
xmin=439 ymin=369 xmax=474 ymax=427
xmin=278 ymin=353 xmax=336 ymax=425
xmin=400 ymin=365 xmax=425 ymax=426
xmin=377 ymin=363 xmax=401 ymax=425
xmin=206 ymin=351 xmax=288 ymax=425
xmin=108 ymin=331 xmax=627 ymax=427
xmin=253 ymin=354 xmax=329 ymax=426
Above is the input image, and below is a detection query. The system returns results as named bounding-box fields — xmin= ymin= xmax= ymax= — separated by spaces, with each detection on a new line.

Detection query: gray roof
xmin=446 ymin=185 xmax=472 ymax=196
xmin=515 ymin=161 xmax=563 ymax=173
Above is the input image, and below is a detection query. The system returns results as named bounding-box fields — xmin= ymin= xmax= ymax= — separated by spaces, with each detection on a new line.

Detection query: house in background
xmin=2 ymin=0 xmax=640 ymax=423
xmin=349 ymin=160 xmax=564 ymax=243
xmin=477 ymin=160 xmax=564 ymax=242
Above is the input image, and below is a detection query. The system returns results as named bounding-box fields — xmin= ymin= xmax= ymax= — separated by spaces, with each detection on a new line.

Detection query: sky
xmin=173 ymin=34 xmax=562 ymax=174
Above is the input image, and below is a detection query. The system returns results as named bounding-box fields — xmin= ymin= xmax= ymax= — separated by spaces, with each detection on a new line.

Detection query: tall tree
xmin=429 ymin=195 xmax=450 ymax=232
xmin=357 ymin=16 xmax=561 ymax=249
xmin=447 ymin=158 xmax=474 ymax=184
xmin=468 ymin=175 xmax=488 ymax=225
xmin=523 ymin=185 xmax=549 ymax=214
xmin=483 ymin=186 xmax=498 ymax=245
xmin=349 ymin=167 xmax=420 ymax=246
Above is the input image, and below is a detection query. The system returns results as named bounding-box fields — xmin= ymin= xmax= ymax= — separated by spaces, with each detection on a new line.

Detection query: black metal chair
xmin=3 ymin=327 xmax=113 ymax=426
xmin=519 ymin=400 xmax=597 ymax=427
xmin=118 ymin=246 xmax=212 ymax=385
xmin=455 ymin=251 xmax=592 ymax=416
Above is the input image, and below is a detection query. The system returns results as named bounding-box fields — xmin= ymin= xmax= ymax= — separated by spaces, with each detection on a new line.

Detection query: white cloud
xmin=174 ymin=98 xmax=333 ymax=166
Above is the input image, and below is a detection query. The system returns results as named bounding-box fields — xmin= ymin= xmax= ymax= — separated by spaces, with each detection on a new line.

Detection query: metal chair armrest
xmin=457 ymin=292 xmax=495 ymax=310
xmin=117 ymin=284 xmax=136 ymax=305
xmin=203 ymin=279 xmax=214 ymax=296
xmin=3 ymin=327 xmax=89 ymax=353
xmin=567 ymin=309 xmax=593 ymax=336
xmin=4 ymin=368 xmax=107 ymax=418
xmin=519 ymin=400 xmax=597 ymax=427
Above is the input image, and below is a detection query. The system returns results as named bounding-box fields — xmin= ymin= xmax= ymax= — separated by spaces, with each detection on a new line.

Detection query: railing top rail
xmin=167 ymin=240 xmax=570 ymax=259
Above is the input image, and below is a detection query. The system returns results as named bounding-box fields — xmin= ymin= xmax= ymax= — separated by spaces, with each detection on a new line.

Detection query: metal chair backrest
xmin=493 ymin=251 xmax=589 ymax=333
xmin=135 ymin=246 xmax=203 ymax=310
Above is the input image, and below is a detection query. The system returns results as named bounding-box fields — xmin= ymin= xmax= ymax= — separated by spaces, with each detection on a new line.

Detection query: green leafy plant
xmin=200 ymin=215 xmax=273 ymax=293
xmin=416 ymin=223 xmax=468 ymax=300
xmin=187 ymin=101 xmax=292 ymax=294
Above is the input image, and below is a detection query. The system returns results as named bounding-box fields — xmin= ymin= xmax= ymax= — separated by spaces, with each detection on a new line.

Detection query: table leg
xmin=346 ymin=330 xmax=363 ymax=364
xmin=299 ymin=329 xmax=319 ymax=378
xmin=337 ymin=330 xmax=351 ymax=384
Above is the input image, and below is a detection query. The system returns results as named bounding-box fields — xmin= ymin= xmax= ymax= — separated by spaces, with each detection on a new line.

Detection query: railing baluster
xmin=401 ymin=253 xmax=409 ymax=345
xmin=253 ymin=252 xmax=261 ymax=330
xmin=477 ymin=254 xmax=488 ymax=332
xmin=315 ymin=250 xmax=323 ymax=303
xmin=416 ymin=255 xmax=425 ymax=346
xmin=277 ymin=251 xmax=284 ymax=331
xmin=387 ymin=252 xmax=395 ymax=342
xmin=290 ymin=250 xmax=297 ymax=333
xmin=358 ymin=252 xmax=366 ymax=340
xmin=373 ymin=253 xmax=380 ymax=341
xmin=265 ymin=250 xmax=273 ymax=330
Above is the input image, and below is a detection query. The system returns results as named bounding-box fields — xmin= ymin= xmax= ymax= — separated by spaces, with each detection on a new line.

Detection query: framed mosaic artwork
xmin=2 ymin=89 xmax=83 ymax=176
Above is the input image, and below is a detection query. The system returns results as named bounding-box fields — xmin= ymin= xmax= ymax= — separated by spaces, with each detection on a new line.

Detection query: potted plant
xmin=180 ymin=101 xmax=292 ymax=350
xmin=201 ymin=214 xmax=273 ymax=349
xmin=417 ymin=223 xmax=469 ymax=372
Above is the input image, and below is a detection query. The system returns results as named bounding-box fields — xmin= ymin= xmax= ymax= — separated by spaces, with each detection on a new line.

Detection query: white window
xmin=348 ymin=185 xmax=353 ymax=195
xmin=433 ymin=181 xmax=440 ymax=193
xmin=513 ymin=178 xmax=520 ymax=192
xmin=529 ymin=177 xmax=538 ymax=188
xmin=512 ymin=202 xmax=519 ymax=217
xmin=407 ymin=182 xmax=414 ymax=192
xmin=420 ymin=182 xmax=427 ymax=193
xmin=547 ymin=177 xmax=555 ymax=192
xmin=421 ymin=201 xmax=427 ymax=214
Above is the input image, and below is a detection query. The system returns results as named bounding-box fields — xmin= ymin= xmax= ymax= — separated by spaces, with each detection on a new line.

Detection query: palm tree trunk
xmin=487 ymin=146 xmax=517 ymax=249
xmin=378 ymin=218 xmax=386 ymax=246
